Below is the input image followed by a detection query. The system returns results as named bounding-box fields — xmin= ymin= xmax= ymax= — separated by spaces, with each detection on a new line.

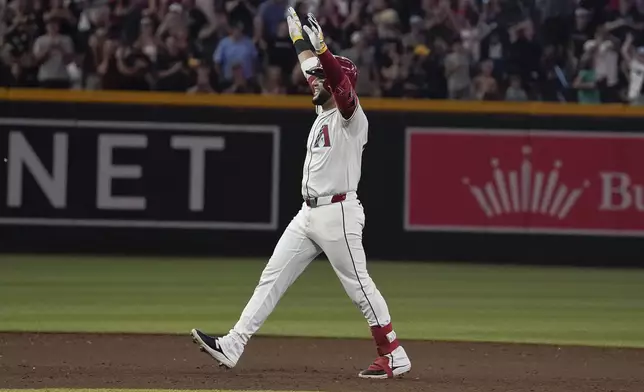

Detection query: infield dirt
xmin=1 ymin=333 xmax=643 ymax=392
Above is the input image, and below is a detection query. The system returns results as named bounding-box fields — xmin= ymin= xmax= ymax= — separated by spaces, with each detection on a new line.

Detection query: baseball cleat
xmin=358 ymin=357 xmax=411 ymax=379
xmin=190 ymin=329 xmax=237 ymax=369
xmin=358 ymin=346 xmax=411 ymax=379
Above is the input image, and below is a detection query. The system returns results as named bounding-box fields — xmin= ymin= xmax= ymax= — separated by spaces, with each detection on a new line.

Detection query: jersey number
xmin=316 ymin=125 xmax=331 ymax=148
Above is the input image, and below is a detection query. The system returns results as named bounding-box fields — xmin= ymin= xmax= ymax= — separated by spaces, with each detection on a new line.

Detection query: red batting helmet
xmin=335 ymin=56 xmax=358 ymax=88
xmin=306 ymin=55 xmax=358 ymax=89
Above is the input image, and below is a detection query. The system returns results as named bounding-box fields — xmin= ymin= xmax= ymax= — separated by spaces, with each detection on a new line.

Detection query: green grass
xmin=0 ymin=255 xmax=643 ymax=347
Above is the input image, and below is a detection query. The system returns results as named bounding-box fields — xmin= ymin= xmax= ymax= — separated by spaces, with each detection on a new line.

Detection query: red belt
xmin=305 ymin=193 xmax=346 ymax=208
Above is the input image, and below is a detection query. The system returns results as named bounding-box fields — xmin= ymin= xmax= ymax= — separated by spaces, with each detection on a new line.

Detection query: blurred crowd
xmin=3 ymin=0 xmax=644 ymax=104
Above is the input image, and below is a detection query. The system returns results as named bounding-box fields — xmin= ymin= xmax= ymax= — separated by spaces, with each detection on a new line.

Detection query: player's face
xmin=312 ymin=78 xmax=332 ymax=106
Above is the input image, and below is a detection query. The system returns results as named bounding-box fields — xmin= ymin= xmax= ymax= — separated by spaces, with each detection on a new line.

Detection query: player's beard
xmin=312 ymin=86 xmax=332 ymax=106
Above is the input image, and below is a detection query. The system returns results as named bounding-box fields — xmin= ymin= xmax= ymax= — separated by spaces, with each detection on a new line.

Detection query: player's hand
xmin=303 ymin=13 xmax=327 ymax=55
xmin=286 ymin=7 xmax=304 ymax=43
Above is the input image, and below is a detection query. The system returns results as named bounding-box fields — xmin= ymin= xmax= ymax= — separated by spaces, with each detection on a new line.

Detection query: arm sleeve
xmin=300 ymin=56 xmax=320 ymax=93
xmin=318 ymin=49 xmax=358 ymax=120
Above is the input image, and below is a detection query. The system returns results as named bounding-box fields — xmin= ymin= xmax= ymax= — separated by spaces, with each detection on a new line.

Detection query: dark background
xmin=1 ymin=124 xmax=276 ymax=223
xmin=1 ymin=100 xmax=642 ymax=267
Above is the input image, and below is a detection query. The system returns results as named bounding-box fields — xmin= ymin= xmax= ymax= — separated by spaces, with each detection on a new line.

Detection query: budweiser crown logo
xmin=407 ymin=128 xmax=644 ymax=235
xmin=462 ymin=146 xmax=591 ymax=220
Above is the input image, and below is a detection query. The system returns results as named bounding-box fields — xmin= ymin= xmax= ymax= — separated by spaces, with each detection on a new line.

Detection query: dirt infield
xmin=1 ymin=333 xmax=643 ymax=392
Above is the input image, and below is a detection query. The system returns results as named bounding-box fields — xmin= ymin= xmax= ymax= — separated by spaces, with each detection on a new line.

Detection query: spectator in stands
xmin=47 ymin=0 xmax=77 ymax=37
xmin=223 ymin=0 xmax=257 ymax=38
xmin=377 ymin=39 xmax=403 ymax=97
xmin=508 ymin=20 xmax=541 ymax=97
xmin=157 ymin=3 xmax=188 ymax=41
xmin=152 ymin=0 xmax=172 ymax=27
xmin=584 ymin=25 xmax=620 ymax=102
xmin=115 ymin=38 xmax=152 ymax=90
xmin=360 ymin=20 xmax=379 ymax=48
xmin=187 ymin=63 xmax=215 ymax=93
xmin=184 ymin=0 xmax=214 ymax=42
xmin=84 ymin=26 xmax=108 ymax=89
xmin=263 ymin=20 xmax=295 ymax=77
xmin=84 ymin=5 xmax=121 ymax=89
xmin=505 ymin=74 xmax=528 ymax=101
xmin=537 ymin=0 xmax=576 ymax=48
xmin=156 ymin=34 xmax=191 ymax=91
xmin=180 ymin=0 xmax=215 ymax=58
xmin=108 ymin=0 xmax=143 ymax=44
xmin=317 ymin=0 xmax=346 ymax=46
xmin=340 ymin=31 xmax=377 ymax=96
xmin=621 ymin=32 xmax=644 ymax=105
xmin=481 ymin=0 xmax=503 ymax=24
xmin=222 ymin=62 xmax=260 ymax=93
xmin=3 ymin=0 xmax=39 ymax=35
xmin=425 ymin=36 xmax=448 ymax=99
xmin=97 ymin=38 xmax=120 ymax=89
xmin=403 ymin=44 xmax=431 ymax=98
xmin=604 ymin=0 xmax=644 ymax=44
xmin=213 ymin=20 xmax=257 ymax=83
xmin=425 ymin=0 xmax=460 ymax=44
xmin=32 ymin=15 xmax=75 ymax=88
xmin=403 ymin=15 xmax=428 ymax=50
xmin=570 ymin=7 xmax=595 ymax=59
xmin=342 ymin=0 xmax=364 ymax=41
xmin=538 ymin=44 xmax=569 ymax=101
xmin=445 ymin=39 xmax=471 ymax=99
xmin=261 ymin=65 xmax=286 ymax=94
xmin=135 ymin=17 xmax=162 ymax=63
xmin=460 ymin=12 xmax=497 ymax=64
xmin=254 ymin=0 xmax=287 ymax=42
xmin=1 ymin=2 xmax=39 ymax=87
xmin=288 ymin=58 xmax=311 ymax=95
xmin=5 ymin=0 xmax=644 ymax=105
xmin=210 ymin=10 xmax=232 ymax=47
xmin=574 ymin=55 xmax=601 ymax=104
xmin=472 ymin=58 xmax=499 ymax=100
xmin=368 ymin=0 xmax=390 ymax=18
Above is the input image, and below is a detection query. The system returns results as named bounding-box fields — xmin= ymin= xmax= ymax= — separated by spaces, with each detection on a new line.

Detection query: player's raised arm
xmin=286 ymin=7 xmax=318 ymax=91
xmin=303 ymin=13 xmax=358 ymax=120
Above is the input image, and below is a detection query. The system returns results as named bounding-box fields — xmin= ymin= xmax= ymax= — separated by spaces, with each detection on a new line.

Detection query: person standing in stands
xmin=32 ymin=15 xmax=74 ymax=88
xmin=213 ymin=21 xmax=257 ymax=85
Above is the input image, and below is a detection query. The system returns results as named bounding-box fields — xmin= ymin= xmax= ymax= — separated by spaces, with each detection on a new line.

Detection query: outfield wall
xmin=1 ymin=89 xmax=643 ymax=266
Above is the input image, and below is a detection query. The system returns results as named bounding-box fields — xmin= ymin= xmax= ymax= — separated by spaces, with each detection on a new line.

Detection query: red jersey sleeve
xmin=318 ymin=50 xmax=358 ymax=120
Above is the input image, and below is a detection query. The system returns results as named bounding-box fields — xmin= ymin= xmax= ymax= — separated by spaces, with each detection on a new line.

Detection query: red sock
xmin=370 ymin=323 xmax=400 ymax=356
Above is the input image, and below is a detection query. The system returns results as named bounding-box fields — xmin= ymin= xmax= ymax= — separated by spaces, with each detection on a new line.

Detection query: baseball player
xmin=191 ymin=8 xmax=411 ymax=379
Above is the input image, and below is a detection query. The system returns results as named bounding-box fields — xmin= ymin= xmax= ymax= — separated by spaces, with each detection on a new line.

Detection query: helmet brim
xmin=305 ymin=67 xmax=326 ymax=79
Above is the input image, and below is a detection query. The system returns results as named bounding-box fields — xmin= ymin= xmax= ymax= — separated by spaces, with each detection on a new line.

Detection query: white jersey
xmin=301 ymin=104 xmax=368 ymax=199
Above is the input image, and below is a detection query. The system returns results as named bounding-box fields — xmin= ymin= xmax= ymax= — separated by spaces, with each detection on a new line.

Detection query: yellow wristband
xmin=317 ymin=43 xmax=328 ymax=55
xmin=292 ymin=35 xmax=304 ymax=43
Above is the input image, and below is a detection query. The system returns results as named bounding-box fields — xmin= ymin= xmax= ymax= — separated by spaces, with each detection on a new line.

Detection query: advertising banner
xmin=0 ymin=118 xmax=280 ymax=230
xmin=1 ymin=98 xmax=642 ymax=265
xmin=405 ymin=128 xmax=644 ymax=237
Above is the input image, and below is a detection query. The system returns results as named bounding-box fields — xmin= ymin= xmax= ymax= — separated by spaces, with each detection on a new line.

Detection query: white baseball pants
xmin=229 ymin=192 xmax=392 ymax=346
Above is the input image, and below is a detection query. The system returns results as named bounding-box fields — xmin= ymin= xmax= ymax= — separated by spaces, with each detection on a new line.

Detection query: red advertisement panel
xmin=405 ymin=128 xmax=644 ymax=236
